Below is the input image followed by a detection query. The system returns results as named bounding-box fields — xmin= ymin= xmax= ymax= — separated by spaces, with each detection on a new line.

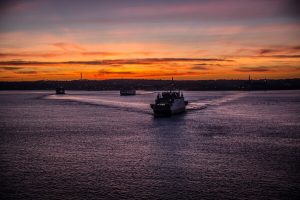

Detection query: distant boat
xmin=56 ymin=86 xmax=65 ymax=95
xmin=150 ymin=91 xmax=188 ymax=116
xmin=120 ymin=89 xmax=136 ymax=96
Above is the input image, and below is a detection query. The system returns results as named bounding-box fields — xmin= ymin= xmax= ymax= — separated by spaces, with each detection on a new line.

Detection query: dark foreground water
xmin=0 ymin=90 xmax=299 ymax=200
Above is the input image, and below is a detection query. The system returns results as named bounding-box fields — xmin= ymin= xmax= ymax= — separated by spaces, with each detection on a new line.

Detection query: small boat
xmin=56 ymin=86 xmax=65 ymax=95
xmin=150 ymin=91 xmax=188 ymax=116
xmin=120 ymin=89 xmax=136 ymax=96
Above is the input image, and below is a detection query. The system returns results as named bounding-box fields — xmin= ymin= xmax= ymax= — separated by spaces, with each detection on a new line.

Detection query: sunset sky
xmin=0 ymin=0 xmax=299 ymax=81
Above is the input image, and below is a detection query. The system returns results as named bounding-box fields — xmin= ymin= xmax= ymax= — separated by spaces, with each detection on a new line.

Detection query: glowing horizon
xmin=0 ymin=0 xmax=299 ymax=81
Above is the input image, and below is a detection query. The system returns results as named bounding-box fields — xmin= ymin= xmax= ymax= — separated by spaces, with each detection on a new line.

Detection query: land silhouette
xmin=0 ymin=79 xmax=299 ymax=91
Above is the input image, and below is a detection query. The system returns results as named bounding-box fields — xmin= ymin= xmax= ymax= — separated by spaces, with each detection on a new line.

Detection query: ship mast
xmin=170 ymin=76 xmax=174 ymax=92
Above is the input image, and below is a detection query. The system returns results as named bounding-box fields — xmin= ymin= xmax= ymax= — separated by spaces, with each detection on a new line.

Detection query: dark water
xmin=0 ymin=90 xmax=299 ymax=200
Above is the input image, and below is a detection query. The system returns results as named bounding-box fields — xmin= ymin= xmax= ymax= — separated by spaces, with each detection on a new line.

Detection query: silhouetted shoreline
xmin=0 ymin=79 xmax=299 ymax=91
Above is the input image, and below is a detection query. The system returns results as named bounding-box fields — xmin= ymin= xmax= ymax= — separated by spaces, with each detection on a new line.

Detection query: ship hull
xmin=120 ymin=90 xmax=136 ymax=96
xmin=151 ymin=104 xmax=172 ymax=116
xmin=56 ymin=88 xmax=65 ymax=95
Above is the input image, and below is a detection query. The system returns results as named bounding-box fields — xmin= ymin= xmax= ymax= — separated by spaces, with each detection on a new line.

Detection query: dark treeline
xmin=0 ymin=79 xmax=299 ymax=91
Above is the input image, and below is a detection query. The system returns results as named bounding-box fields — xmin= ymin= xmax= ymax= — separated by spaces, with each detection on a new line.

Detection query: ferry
xmin=150 ymin=91 xmax=188 ymax=116
xmin=120 ymin=89 xmax=136 ymax=96
xmin=56 ymin=86 xmax=65 ymax=95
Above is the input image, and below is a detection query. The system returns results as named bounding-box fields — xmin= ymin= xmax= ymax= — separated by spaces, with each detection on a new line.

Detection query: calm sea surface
xmin=0 ymin=90 xmax=299 ymax=200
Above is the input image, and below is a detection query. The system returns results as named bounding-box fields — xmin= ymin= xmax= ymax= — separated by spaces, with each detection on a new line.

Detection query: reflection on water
xmin=0 ymin=90 xmax=299 ymax=200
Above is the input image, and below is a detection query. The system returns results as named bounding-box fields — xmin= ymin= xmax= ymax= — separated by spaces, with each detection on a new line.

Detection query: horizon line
xmin=1 ymin=78 xmax=300 ymax=82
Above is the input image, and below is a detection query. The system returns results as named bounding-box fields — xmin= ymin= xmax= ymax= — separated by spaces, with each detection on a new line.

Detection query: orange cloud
xmin=0 ymin=57 xmax=233 ymax=66
xmin=259 ymin=45 xmax=300 ymax=55
xmin=0 ymin=52 xmax=67 ymax=58
xmin=51 ymin=42 xmax=86 ymax=51
xmin=81 ymin=52 xmax=124 ymax=56
xmin=235 ymin=66 xmax=273 ymax=72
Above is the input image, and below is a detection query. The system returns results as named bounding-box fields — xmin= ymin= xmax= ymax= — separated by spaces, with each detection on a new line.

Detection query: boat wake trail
xmin=136 ymin=91 xmax=156 ymax=95
xmin=45 ymin=94 xmax=152 ymax=115
xmin=187 ymin=102 xmax=208 ymax=111
xmin=187 ymin=92 xmax=246 ymax=111
xmin=45 ymin=92 xmax=246 ymax=114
